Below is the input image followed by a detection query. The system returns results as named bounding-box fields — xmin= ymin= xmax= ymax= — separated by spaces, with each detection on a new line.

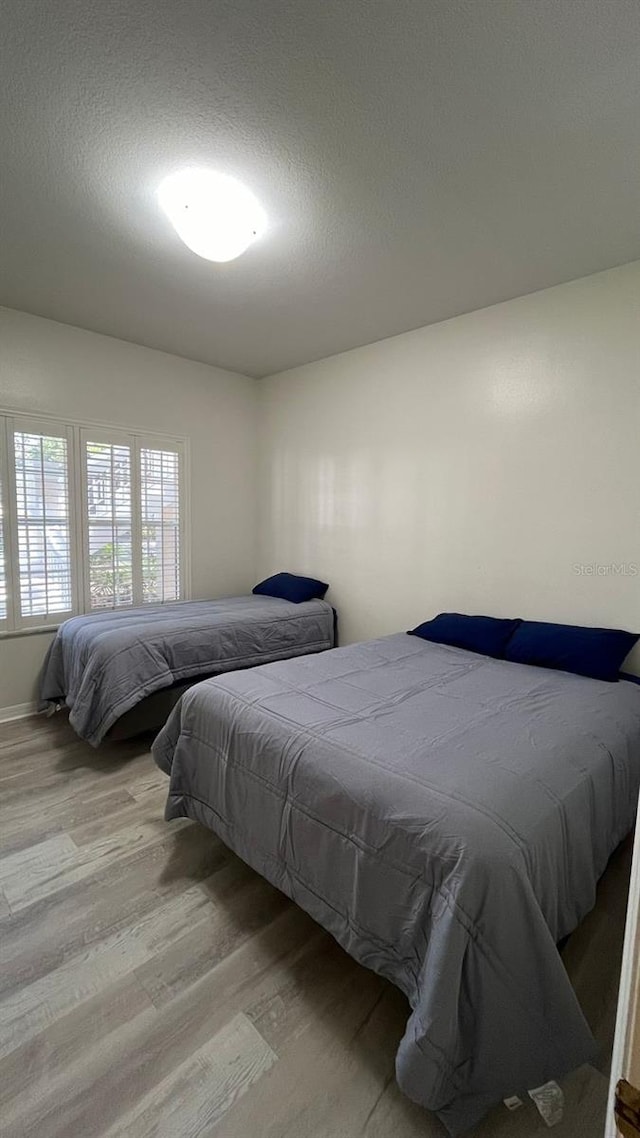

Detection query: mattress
xmin=152 ymin=632 xmax=640 ymax=1134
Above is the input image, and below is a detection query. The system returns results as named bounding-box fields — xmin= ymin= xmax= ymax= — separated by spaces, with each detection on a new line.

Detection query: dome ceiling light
xmin=158 ymin=168 xmax=267 ymax=263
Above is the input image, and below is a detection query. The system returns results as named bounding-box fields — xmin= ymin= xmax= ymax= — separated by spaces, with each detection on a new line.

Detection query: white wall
xmin=0 ymin=308 xmax=258 ymax=713
xmin=259 ymin=262 xmax=640 ymax=670
xmin=3 ymin=261 xmax=639 ymax=715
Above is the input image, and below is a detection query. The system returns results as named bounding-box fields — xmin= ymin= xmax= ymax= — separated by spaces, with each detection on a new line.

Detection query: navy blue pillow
xmin=408 ymin=613 xmax=521 ymax=659
xmin=253 ymin=572 xmax=329 ymax=604
xmin=504 ymin=621 xmax=638 ymax=682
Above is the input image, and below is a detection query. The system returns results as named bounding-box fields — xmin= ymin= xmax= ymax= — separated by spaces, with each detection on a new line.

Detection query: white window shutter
xmin=0 ymin=423 xmax=8 ymax=626
xmin=12 ymin=426 xmax=74 ymax=621
xmin=85 ymin=439 xmax=134 ymax=609
xmin=0 ymin=413 xmax=186 ymax=632
xmin=139 ymin=446 xmax=181 ymax=604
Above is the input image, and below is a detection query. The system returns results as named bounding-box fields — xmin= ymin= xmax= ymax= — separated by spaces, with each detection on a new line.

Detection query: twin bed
xmin=39 ymin=592 xmax=335 ymax=745
xmin=40 ymin=588 xmax=640 ymax=1134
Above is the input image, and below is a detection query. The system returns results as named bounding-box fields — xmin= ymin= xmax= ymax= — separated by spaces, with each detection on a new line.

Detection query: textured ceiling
xmin=2 ymin=0 xmax=640 ymax=378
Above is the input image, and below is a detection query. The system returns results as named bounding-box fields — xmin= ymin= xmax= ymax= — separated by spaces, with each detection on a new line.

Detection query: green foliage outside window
xmin=89 ymin=528 xmax=160 ymax=605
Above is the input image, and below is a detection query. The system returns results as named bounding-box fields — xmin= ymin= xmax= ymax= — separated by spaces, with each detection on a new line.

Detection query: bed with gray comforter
xmin=39 ymin=595 xmax=335 ymax=746
xmin=152 ymin=631 xmax=640 ymax=1134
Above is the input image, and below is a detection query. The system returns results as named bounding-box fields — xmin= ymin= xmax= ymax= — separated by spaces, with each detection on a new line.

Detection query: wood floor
xmin=0 ymin=713 xmax=631 ymax=1137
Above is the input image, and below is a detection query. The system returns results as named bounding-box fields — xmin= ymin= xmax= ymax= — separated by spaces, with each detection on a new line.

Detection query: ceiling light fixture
xmin=158 ymin=168 xmax=266 ymax=263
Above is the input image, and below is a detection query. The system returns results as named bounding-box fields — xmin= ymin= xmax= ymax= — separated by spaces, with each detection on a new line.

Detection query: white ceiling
xmin=2 ymin=0 xmax=640 ymax=379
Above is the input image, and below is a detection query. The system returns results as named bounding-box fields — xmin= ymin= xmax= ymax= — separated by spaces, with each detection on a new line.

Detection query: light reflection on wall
xmin=268 ymin=448 xmax=424 ymax=603
xmin=488 ymin=359 xmax=558 ymax=418
xmin=316 ymin=454 xmax=371 ymax=531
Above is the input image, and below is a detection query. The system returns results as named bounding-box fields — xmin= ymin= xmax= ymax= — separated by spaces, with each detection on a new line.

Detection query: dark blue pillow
xmin=253 ymin=572 xmax=329 ymax=604
xmin=504 ymin=621 xmax=638 ymax=682
xmin=620 ymin=672 xmax=640 ymax=686
xmin=408 ymin=613 xmax=521 ymax=659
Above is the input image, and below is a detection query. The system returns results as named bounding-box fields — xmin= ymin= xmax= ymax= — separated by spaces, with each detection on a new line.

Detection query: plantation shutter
xmin=84 ymin=438 xmax=134 ymax=609
xmin=0 ymin=413 xmax=185 ymax=630
xmin=0 ymin=423 xmax=8 ymax=626
xmin=140 ymin=446 xmax=181 ymax=604
xmin=10 ymin=422 xmax=75 ymax=624
xmin=81 ymin=431 xmax=183 ymax=611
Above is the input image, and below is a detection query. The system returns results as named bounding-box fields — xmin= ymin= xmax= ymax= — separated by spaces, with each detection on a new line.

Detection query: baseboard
xmin=0 ymin=701 xmax=39 ymax=724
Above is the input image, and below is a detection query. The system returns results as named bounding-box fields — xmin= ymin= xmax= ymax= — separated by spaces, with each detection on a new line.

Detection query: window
xmin=140 ymin=447 xmax=180 ymax=603
xmin=85 ymin=439 xmax=134 ymax=609
xmin=0 ymin=446 xmax=7 ymax=625
xmin=0 ymin=510 xmax=6 ymax=622
xmin=0 ymin=413 xmax=187 ymax=632
xmin=14 ymin=427 xmax=73 ymax=620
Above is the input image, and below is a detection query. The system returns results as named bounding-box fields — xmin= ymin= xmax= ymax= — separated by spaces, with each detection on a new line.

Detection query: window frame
xmin=0 ymin=410 xmax=190 ymax=636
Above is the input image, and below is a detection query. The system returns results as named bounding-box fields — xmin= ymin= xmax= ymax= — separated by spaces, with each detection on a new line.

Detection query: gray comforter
xmin=39 ymin=596 xmax=335 ymax=746
xmin=152 ymin=633 xmax=640 ymax=1135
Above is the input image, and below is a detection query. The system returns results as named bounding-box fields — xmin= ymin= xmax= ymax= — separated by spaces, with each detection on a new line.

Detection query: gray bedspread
xmin=39 ymin=595 xmax=335 ymax=746
xmin=152 ymin=633 xmax=640 ymax=1135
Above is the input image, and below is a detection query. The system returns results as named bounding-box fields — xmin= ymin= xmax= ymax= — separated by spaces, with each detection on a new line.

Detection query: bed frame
xmin=105 ymin=678 xmax=203 ymax=741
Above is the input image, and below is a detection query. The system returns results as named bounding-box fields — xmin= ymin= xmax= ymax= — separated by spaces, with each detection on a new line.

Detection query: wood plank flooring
xmin=0 ymin=713 xmax=630 ymax=1137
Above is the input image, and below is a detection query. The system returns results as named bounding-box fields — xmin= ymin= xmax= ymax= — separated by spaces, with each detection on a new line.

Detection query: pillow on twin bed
xmin=504 ymin=621 xmax=639 ymax=683
xmin=253 ymin=572 xmax=329 ymax=604
xmin=408 ymin=613 xmax=521 ymax=659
